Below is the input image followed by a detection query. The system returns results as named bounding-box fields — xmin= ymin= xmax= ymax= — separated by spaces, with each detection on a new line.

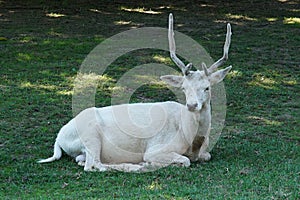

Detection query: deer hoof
xmin=198 ymin=152 xmax=211 ymax=162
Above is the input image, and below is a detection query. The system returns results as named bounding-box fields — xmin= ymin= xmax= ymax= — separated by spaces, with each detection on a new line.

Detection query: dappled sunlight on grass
xmin=246 ymin=70 xmax=297 ymax=91
xmin=199 ymin=3 xmax=215 ymax=8
xmin=48 ymin=29 xmax=67 ymax=38
xmin=157 ymin=5 xmax=187 ymax=12
xmin=20 ymin=81 xmax=57 ymax=91
xmin=120 ymin=6 xmax=162 ymax=15
xmin=153 ymin=55 xmax=172 ymax=65
xmin=74 ymin=73 xmax=116 ymax=96
xmin=19 ymin=77 xmax=74 ymax=96
xmin=227 ymin=70 xmax=243 ymax=79
xmin=89 ymin=8 xmax=112 ymax=15
xmin=0 ymin=36 xmax=8 ymax=41
xmin=289 ymin=8 xmax=300 ymax=13
xmin=277 ymin=0 xmax=299 ymax=5
xmin=89 ymin=8 xmax=102 ymax=13
xmin=114 ymin=20 xmax=131 ymax=25
xmin=266 ymin=17 xmax=278 ymax=22
xmin=17 ymin=53 xmax=32 ymax=61
xmin=75 ymin=73 xmax=115 ymax=85
xmin=145 ymin=180 xmax=163 ymax=190
xmin=282 ymin=79 xmax=297 ymax=86
xmin=46 ymin=13 xmax=66 ymax=18
xmin=247 ymin=116 xmax=283 ymax=126
xmin=56 ymin=90 xmax=73 ymax=96
xmin=283 ymin=17 xmax=300 ymax=24
xmin=225 ymin=14 xmax=258 ymax=21
xmin=19 ymin=36 xmax=34 ymax=43
xmin=248 ymin=73 xmax=277 ymax=90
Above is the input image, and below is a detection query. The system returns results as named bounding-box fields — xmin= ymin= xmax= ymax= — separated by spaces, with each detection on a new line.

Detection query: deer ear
xmin=209 ymin=66 xmax=232 ymax=85
xmin=160 ymin=75 xmax=183 ymax=88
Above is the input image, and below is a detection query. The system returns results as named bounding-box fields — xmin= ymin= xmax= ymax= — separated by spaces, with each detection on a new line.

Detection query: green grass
xmin=1 ymin=0 xmax=299 ymax=199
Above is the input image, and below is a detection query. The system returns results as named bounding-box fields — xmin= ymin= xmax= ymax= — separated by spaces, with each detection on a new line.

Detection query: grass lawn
xmin=0 ymin=0 xmax=299 ymax=199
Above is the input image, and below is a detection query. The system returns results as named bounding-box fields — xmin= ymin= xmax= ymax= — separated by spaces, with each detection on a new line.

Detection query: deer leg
xmin=102 ymin=163 xmax=145 ymax=172
xmin=79 ymin=129 xmax=107 ymax=172
xmin=75 ymin=153 xmax=86 ymax=166
xmin=84 ymin=147 xmax=107 ymax=172
xmin=144 ymin=150 xmax=191 ymax=169
xmin=198 ymin=136 xmax=211 ymax=161
xmin=100 ymin=151 xmax=191 ymax=172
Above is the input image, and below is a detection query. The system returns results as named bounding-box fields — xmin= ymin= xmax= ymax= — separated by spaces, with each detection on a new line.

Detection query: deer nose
xmin=187 ymin=103 xmax=198 ymax=111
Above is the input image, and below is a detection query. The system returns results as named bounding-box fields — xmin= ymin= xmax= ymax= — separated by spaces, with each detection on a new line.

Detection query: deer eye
xmin=205 ymin=87 xmax=209 ymax=91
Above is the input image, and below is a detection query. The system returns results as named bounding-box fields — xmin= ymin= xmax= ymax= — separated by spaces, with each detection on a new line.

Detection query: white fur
xmin=38 ymin=14 xmax=232 ymax=172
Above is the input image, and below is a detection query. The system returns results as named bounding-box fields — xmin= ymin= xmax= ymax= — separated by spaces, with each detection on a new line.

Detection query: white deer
xmin=38 ymin=13 xmax=232 ymax=172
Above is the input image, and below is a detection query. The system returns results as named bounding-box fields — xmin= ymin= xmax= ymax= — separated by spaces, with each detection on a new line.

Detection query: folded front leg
xmin=144 ymin=151 xmax=191 ymax=169
xmin=84 ymin=151 xmax=107 ymax=172
xmin=75 ymin=154 xmax=86 ymax=166
xmin=198 ymin=136 xmax=211 ymax=162
xmin=80 ymin=129 xmax=107 ymax=172
xmin=103 ymin=163 xmax=145 ymax=172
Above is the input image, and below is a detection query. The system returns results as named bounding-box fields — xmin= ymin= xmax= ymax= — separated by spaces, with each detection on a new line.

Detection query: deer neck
xmin=182 ymin=100 xmax=211 ymax=160
xmin=182 ymin=100 xmax=211 ymax=144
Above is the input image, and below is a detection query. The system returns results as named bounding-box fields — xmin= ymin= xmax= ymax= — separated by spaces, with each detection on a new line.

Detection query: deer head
xmin=161 ymin=13 xmax=232 ymax=112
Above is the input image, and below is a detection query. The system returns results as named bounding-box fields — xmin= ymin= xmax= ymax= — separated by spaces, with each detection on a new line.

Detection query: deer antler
xmin=168 ymin=14 xmax=231 ymax=76
xmin=168 ymin=13 xmax=192 ymax=76
xmin=207 ymin=23 xmax=232 ymax=74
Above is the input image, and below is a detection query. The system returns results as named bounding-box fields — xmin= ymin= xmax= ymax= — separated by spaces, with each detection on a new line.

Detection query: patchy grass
xmin=0 ymin=0 xmax=299 ymax=199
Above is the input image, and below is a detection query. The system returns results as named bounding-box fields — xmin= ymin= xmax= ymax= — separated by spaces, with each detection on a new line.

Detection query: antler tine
xmin=208 ymin=23 xmax=232 ymax=74
xmin=202 ymin=62 xmax=209 ymax=76
xmin=168 ymin=13 xmax=190 ymax=75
